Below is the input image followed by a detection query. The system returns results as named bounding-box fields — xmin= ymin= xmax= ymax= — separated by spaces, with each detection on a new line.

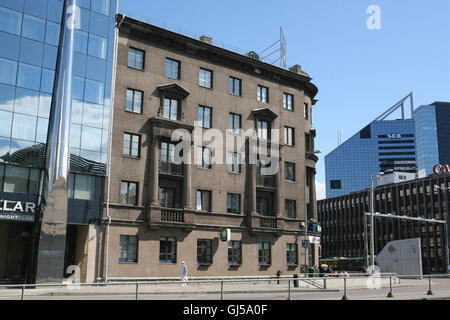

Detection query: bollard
xmin=427 ymin=276 xmax=434 ymax=296
xmin=323 ymin=278 xmax=327 ymax=290
xmin=287 ymin=279 xmax=291 ymax=300
xmin=135 ymin=283 xmax=139 ymax=300
xmin=341 ymin=277 xmax=348 ymax=300
xmin=21 ymin=285 xmax=25 ymax=301
xmin=387 ymin=276 xmax=394 ymax=298
xmin=220 ymin=280 xmax=224 ymax=300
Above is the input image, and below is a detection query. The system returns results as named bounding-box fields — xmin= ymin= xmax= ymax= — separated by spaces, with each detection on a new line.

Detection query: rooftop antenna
xmin=337 ymin=129 xmax=342 ymax=146
xmin=258 ymin=27 xmax=287 ymax=68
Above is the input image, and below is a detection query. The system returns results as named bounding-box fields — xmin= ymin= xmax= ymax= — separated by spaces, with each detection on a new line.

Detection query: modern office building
xmin=98 ymin=15 xmax=320 ymax=280
xmin=0 ymin=0 xmax=117 ymax=284
xmin=415 ymin=102 xmax=450 ymax=177
xmin=325 ymin=94 xmax=417 ymax=198
xmin=318 ymin=172 xmax=449 ymax=274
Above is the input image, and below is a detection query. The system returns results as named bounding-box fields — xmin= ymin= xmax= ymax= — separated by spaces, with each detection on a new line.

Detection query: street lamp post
xmin=434 ymin=185 xmax=449 ymax=273
xmin=305 ymin=149 xmax=322 ymax=271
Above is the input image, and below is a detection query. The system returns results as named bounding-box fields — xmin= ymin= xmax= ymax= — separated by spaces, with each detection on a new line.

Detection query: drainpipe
xmin=104 ymin=11 xmax=124 ymax=283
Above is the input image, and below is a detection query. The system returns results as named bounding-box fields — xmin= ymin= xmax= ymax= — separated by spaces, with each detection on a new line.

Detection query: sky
xmin=119 ymin=0 xmax=450 ymax=199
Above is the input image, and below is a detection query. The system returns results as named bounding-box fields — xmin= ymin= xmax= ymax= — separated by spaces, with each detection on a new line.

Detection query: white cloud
xmin=315 ymin=180 xmax=326 ymax=201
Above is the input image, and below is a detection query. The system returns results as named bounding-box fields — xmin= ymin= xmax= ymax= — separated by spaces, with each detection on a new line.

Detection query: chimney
xmin=200 ymin=35 xmax=213 ymax=45
xmin=289 ymin=64 xmax=302 ymax=74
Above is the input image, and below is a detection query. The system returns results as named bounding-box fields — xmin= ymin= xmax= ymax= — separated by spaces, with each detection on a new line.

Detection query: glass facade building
xmin=325 ymin=119 xmax=416 ymax=198
xmin=0 ymin=0 xmax=117 ymax=283
xmin=415 ymin=102 xmax=450 ymax=177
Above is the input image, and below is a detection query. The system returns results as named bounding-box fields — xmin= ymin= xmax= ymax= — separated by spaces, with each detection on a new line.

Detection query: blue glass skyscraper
xmin=415 ymin=102 xmax=450 ymax=177
xmin=325 ymin=95 xmax=417 ymax=198
xmin=0 ymin=0 xmax=117 ymax=283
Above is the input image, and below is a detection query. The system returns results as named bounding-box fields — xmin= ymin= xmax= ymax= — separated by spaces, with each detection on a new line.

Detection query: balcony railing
xmin=260 ymin=216 xmax=277 ymax=228
xmin=256 ymin=174 xmax=275 ymax=188
xmin=159 ymin=161 xmax=183 ymax=176
xmin=161 ymin=208 xmax=184 ymax=223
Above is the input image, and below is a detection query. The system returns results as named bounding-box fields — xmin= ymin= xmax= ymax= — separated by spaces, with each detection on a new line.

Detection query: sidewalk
xmin=0 ymin=277 xmax=437 ymax=299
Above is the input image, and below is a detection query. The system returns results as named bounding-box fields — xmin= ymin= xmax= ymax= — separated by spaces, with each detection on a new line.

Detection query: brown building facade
xmin=92 ymin=15 xmax=320 ymax=281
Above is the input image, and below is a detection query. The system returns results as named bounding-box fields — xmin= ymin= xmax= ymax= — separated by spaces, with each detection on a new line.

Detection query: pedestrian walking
xmin=180 ymin=261 xmax=188 ymax=286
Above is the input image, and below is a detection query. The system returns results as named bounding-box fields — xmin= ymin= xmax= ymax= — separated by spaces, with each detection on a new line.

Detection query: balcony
xmin=147 ymin=206 xmax=195 ymax=231
xmin=260 ymin=216 xmax=277 ymax=228
xmin=159 ymin=161 xmax=183 ymax=176
xmin=161 ymin=208 xmax=184 ymax=223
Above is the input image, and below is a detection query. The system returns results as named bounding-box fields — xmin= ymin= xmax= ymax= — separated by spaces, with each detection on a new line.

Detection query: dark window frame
xmin=227 ymin=193 xmax=241 ymax=214
xmin=258 ymin=242 xmax=271 ymax=265
xmin=198 ymin=105 xmax=212 ymax=128
xmin=285 ymin=162 xmax=296 ymax=182
xmin=159 ymin=237 xmax=177 ymax=263
xmin=286 ymin=243 xmax=298 ymax=265
xmin=196 ymin=189 xmax=212 ymax=212
xmin=283 ymin=93 xmax=294 ymax=111
xmin=119 ymin=235 xmax=138 ymax=263
xmin=228 ymin=112 xmax=242 ymax=133
xmin=123 ymin=132 xmax=141 ymax=158
xmin=165 ymin=57 xmax=180 ymax=79
xmin=163 ymin=97 xmax=180 ymax=121
xmin=229 ymin=76 xmax=241 ymax=96
xmin=228 ymin=240 xmax=242 ymax=265
xmin=284 ymin=126 xmax=295 ymax=146
xmin=127 ymin=47 xmax=145 ymax=70
xmin=126 ymin=88 xmax=143 ymax=114
xmin=120 ymin=180 xmax=138 ymax=205
xmin=199 ymin=68 xmax=213 ymax=88
xmin=285 ymin=199 xmax=296 ymax=219
xmin=257 ymin=85 xmax=269 ymax=103
xmin=197 ymin=239 xmax=213 ymax=264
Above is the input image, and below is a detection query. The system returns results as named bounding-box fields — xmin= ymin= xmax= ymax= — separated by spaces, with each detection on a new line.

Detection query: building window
xmin=258 ymin=242 xmax=271 ymax=265
xmin=228 ymin=241 xmax=242 ymax=265
xmin=227 ymin=193 xmax=241 ymax=214
xmin=159 ymin=237 xmax=176 ymax=263
xmin=197 ymin=239 xmax=212 ymax=264
xmin=160 ymin=141 xmax=176 ymax=164
xmin=228 ymin=113 xmax=241 ymax=133
xmin=120 ymin=181 xmax=137 ymax=205
xmin=123 ymin=133 xmax=140 ymax=157
xmin=227 ymin=152 xmax=241 ymax=174
xmin=304 ymin=103 xmax=309 ymax=119
xmin=196 ymin=190 xmax=211 ymax=211
xmin=285 ymin=199 xmax=296 ymax=218
xmin=286 ymin=243 xmax=298 ymax=265
xmin=163 ymin=97 xmax=179 ymax=120
xmin=199 ymin=68 xmax=212 ymax=88
xmin=284 ymin=126 xmax=295 ymax=146
xmin=159 ymin=187 xmax=175 ymax=208
xmin=165 ymin=58 xmax=180 ymax=79
xmin=283 ymin=93 xmax=293 ymax=110
xmin=257 ymin=120 xmax=270 ymax=140
xmin=196 ymin=146 xmax=212 ymax=169
xmin=3 ymin=165 xmax=41 ymax=195
xmin=256 ymin=196 xmax=269 ymax=216
xmin=285 ymin=162 xmax=296 ymax=182
xmin=198 ymin=105 xmax=212 ymax=128
xmin=330 ymin=180 xmax=341 ymax=190
xmin=119 ymin=235 xmax=138 ymax=263
xmin=229 ymin=76 xmax=241 ymax=96
xmin=68 ymin=173 xmax=96 ymax=200
xmin=126 ymin=89 xmax=142 ymax=113
xmin=128 ymin=47 xmax=144 ymax=70
xmin=257 ymin=85 xmax=268 ymax=103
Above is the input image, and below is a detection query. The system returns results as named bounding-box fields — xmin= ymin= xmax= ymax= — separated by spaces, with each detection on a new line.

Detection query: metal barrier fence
xmin=0 ymin=273 xmax=449 ymax=300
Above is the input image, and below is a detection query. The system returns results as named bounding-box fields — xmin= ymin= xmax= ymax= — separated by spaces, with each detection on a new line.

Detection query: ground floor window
xmin=159 ymin=237 xmax=176 ymax=263
xmin=197 ymin=239 xmax=212 ymax=264
xmin=119 ymin=235 xmax=138 ymax=263
xmin=258 ymin=242 xmax=271 ymax=265
xmin=228 ymin=240 xmax=241 ymax=265
xmin=287 ymin=243 xmax=298 ymax=265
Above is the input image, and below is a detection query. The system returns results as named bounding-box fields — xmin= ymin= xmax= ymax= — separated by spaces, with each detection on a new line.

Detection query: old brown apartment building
xmin=94 ymin=15 xmax=320 ymax=280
